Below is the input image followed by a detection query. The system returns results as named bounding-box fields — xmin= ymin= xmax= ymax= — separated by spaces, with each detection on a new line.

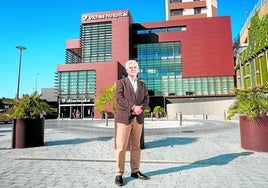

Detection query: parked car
xmin=0 ymin=109 xmax=13 ymax=124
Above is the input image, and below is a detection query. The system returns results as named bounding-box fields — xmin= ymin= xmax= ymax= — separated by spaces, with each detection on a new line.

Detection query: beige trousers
xmin=115 ymin=118 xmax=142 ymax=176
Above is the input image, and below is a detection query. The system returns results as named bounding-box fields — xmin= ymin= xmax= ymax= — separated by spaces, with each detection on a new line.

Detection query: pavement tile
xmin=0 ymin=119 xmax=268 ymax=188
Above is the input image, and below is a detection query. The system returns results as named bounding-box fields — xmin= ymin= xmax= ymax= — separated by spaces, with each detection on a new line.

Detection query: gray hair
xmin=125 ymin=60 xmax=139 ymax=70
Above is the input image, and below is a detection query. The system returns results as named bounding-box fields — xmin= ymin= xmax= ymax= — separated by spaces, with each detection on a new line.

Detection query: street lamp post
xmin=16 ymin=46 xmax=26 ymax=98
xmin=35 ymin=73 xmax=39 ymax=93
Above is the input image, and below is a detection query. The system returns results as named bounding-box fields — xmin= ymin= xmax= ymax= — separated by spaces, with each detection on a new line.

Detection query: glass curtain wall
xmin=136 ymin=42 xmax=182 ymax=96
xmin=80 ymin=22 xmax=112 ymax=62
xmin=58 ymin=70 xmax=96 ymax=100
xmin=135 ymin=42 xmax=234 ymax=96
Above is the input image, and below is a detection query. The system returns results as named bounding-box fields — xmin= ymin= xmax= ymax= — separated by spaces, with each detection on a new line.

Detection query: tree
xmin=95 ymin=84 xmax=117 ymax=116
xmin=153 ymin=105 xmax=165 ymax=119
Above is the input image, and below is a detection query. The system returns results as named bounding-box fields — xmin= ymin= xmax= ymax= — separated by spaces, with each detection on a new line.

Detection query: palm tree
xmin=153 ymin=105 xmax=165 ymax=119
xmin=227 ymin=84 xmax=268 ymax=120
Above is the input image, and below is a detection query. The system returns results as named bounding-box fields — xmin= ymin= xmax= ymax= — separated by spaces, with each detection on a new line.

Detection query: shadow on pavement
xmin=0 ymin=129 xmax=12 ymax=133
xmin=0 ymin=148 xmax=11 ymax=150
xmin=146 ymin=152 xmax=254 ymax=177
xmin=45 ymin=136 xmax=113 ymax=146
xmin=145 ymin=137 xmax=197 ymax=149
xmin=0 ymin=129 xmax=12 ymax=138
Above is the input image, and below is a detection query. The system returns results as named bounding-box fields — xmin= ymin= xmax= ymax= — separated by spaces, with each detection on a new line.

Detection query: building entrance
xmin=59 ymin=104 xmax=94 ymax=119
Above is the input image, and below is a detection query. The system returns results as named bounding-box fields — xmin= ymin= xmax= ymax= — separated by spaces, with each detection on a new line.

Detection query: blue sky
xmin=0 ymin=0 xmax=258 ymax=98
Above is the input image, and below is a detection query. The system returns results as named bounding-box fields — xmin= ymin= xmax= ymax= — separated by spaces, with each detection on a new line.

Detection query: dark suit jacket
xmin=115 ymin=77 xmax=149 ymax=125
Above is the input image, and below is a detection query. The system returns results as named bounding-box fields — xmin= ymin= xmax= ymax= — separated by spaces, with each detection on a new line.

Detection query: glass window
xmin=195 ymin=77 xmax=202 ymax=95
xmin=58 ymin=70 xmax=96 ymax=101
xmin=151 ymin=28 xmax=166 ymax=33
xmin=188 ymin=78 xmax=195 ymax=95
xmin=170 ymin=0 xmax=182 ymax=3
xmin=171 ymin=9 xmax=183 ymax=16
xmin=194 ymin=8 xmax=201 ymax=14
xmin=167 ymin=26 xmax=186 ymax=32
xmin=137 ymin=26 xmax=186 ymax=35
xmin=136 ymin=42 xmax=182 ymax=96
xmin=227 ymin=76 xmax=234 ymax=93
xmin=208 ymin=77 xmax=215 ymax=95
xmin=134 ymin=43 xmax=235 ymax=97
xmin=214 ymin=77 xmax=221 ymax=94
xmin=81 ymin=22 xmax=112 ymax=62
xmin=201 ymin=77 xmax=208 ymax=95
xmin=137 ymin=29 xmax=150 ymax=34
xmin=221 ymin=77 xmax=228 ymax=94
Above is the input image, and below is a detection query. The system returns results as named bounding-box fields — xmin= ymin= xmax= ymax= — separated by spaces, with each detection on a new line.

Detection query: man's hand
xmin=132 ymin=105 xmax=143 ymax=115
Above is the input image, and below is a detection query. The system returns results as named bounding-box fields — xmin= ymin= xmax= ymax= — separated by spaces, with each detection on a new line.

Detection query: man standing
xmin=115 ymin=60 xmax=150 ymax=186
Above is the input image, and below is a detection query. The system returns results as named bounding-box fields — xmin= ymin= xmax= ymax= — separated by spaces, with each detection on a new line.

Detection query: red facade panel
xmin=135 ymin=16 xmax=234 ymax=78
xmin=181 ymin=17 xmax=234 ymax=77
xmin=66 ymin=39 xmax=80 ymax=49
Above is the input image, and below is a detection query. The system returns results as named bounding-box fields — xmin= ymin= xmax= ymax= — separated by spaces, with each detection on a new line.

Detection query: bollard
xmin=105 ymin=112 xmax=108 ymax=126
xmin=179 ymin=112 xmax=182 ymax=126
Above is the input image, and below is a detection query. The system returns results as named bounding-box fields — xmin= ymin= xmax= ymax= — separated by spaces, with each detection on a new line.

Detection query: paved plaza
xmin=0 ymin=119 xmax=268 ymax=188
